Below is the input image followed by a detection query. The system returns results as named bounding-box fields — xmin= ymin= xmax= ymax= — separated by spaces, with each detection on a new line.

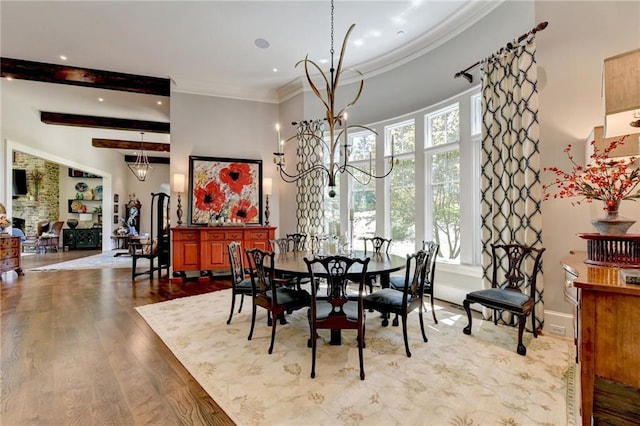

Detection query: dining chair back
xmin=245 ymin=248 xmax=310 ymax=354
xmin=270 ymin=237 xmax=292 ymax=253
xmin=389 ymin=241 xmax=440 ymax=324
xmin=462 ymin=243 xmax=545 ymax=356
xmin=359 ymin=236 xmax=392 ymax=294
xmin=363 ymin=249 xmax=430 ymax=357
xmin=363 ymin=236 xmax=392 ymax=254
xmin=286 ymin=233 xmax=307 ymax=251
xmin=226 ymin=241 xmax=252 ymax=324
xmin=304 ymin=255 xmax=370 ymax=380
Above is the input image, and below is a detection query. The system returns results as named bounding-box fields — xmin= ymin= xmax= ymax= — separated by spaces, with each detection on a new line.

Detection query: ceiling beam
xmin=41 ymin=111 xmax=170 ymax=133
xmin=92 ymin=138 xmax=170 ymax=152
xmin=124 ymin=155 xmax=170 ymax=164
xmin=1 ymin=57 xmax=170 ymax=96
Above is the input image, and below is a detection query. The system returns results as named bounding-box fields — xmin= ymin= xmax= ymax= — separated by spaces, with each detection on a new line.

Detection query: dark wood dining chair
xmin=245 ymin=248 xmax=310 ymax=354
xmin=226 ymin=241 xmax=252 ymax=325
xmin=286 ymin=233 xmax=307 ymax=251
xmin=389 ymin=241 xmax=440 ymax=324
xmin=356 ymin=236 xmax=392 ymax=294
xmin=304 ymin=255 xmax=370 ymax=380
xmin=462 ymin=243 xmax=545 ymax=356
xmin=363 ymin=249 xmax=430 ymax=357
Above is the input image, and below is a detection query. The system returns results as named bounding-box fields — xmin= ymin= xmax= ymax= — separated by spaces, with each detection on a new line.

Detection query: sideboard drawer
xmin=247 ymin=230 xmax=268 ymax=240
xmin=173 ymin=230 xmax=199 ymax=241
xmin=225 ymin=231 xmax=243 ymax=240
xmin=204 ymin=231 xmax=225 ymax=241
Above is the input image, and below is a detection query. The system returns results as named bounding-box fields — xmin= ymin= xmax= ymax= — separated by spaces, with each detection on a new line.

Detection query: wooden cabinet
xmin=171 ymin=226 xmax=276 ymax=279
xmin=562 ymin=252 xmax=640 ymax=425
xmin=0 ymin=236 xmax=23 ymax=278
xmin=63 ymin=228 xmax=102 ymax=249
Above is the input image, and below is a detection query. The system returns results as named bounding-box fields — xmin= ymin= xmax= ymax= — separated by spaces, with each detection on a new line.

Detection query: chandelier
xmin=128 ymin=132 xmax=153 ymax=182
xmin=274 ymin=0 xmax=394 ymax=197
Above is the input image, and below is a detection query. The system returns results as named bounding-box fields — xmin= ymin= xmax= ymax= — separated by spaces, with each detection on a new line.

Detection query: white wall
xmin=536 ymin=0 xmax=640 ymax=315
xmin=170 ymin=91 xmax=279 ymax=230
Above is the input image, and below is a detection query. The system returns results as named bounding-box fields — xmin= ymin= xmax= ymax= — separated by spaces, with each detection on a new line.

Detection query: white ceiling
xmin=1 ymin=1 xmax=501 ymax=153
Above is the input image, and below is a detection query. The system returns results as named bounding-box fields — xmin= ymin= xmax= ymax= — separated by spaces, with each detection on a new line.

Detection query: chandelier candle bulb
xmin=349 ymin=208 xmax=354 ymax=221
xmin=275 ymin=124 xmax=281 ymax=154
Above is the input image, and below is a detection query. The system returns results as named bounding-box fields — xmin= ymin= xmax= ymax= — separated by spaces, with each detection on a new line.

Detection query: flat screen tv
xmin=12 ymin=169 xmax=28 ymax=197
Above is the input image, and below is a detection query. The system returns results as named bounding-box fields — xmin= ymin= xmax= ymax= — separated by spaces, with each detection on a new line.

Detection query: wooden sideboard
xmin=562 ymin=252 xmax=640 ymax=425
xmin=171 ymin=226 xmax=275 ymax=281
xmin=0 ymin=235 xmax=23 ymax=279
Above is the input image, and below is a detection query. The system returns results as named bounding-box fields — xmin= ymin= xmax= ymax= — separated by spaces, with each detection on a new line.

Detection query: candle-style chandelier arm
xmin=276 ymin=162 xmax=333 ymax=184
xmin=296 ymin=57 xmax=332 ymax=113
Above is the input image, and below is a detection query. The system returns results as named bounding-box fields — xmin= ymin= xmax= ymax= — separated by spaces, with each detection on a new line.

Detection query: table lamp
xmin=173 ymin=173 xmax=185 ymax=226
xmin=263 ymin=178 xmax=272 ymax=226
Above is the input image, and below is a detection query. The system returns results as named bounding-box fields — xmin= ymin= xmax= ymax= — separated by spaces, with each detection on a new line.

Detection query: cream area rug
xmin=136 ymin=290 xmax=577 ymax=426
xmin=29 ymin=251 xmax=149 ymax=271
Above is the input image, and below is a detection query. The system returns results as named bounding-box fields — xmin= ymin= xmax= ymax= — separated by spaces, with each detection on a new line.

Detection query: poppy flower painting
xmin=188 ymin=156 xmax=263 ymax=225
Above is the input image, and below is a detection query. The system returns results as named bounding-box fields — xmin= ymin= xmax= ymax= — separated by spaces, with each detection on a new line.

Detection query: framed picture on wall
xmin=188 ymin=156 xmax=263 ymax=226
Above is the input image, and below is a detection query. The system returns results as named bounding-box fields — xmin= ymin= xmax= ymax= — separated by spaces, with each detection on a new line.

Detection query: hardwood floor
xmin=1 ymin=250 xmax=235 ymax=425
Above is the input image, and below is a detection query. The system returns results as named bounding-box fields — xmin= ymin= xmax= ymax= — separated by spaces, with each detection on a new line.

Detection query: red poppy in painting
xmin=195 ymin=180 xmax=226 ymax=213
xmin=220 ymin=163 xmax=253 ymax=194
xmin=231 ymin=199 xmax=258 ymax=223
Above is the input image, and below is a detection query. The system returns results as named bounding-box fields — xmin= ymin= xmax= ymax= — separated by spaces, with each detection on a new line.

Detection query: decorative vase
xmin=66 ymin=219 xmax=79 ymax=229
xmin=591 ymin=199 xmax=636 ymax=235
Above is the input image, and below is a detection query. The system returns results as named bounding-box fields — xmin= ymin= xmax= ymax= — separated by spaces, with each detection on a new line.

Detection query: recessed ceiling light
xmin=254 ymin=38 xmax=270 ymax=49
xmin=98 ymin=98 xmax=104 ymax=102
xmin=60 ymin=55 xmax=67 ymax=61
xmin=157 ymin=101 xmax=162 ymax=105
xmin=273 ymin=68 xmax=278 ymax=73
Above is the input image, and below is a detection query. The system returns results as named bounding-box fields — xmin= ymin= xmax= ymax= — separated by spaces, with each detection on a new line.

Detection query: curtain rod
xmin=454 ymin=21 xmax=549 ymax=83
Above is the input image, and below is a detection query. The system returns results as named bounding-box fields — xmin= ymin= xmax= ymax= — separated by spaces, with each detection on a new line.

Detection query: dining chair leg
xmin=238 ymin=294 xmax=245 ymax=313
xmin=268 ymin=317 xmax=277 ymax=354
xmin=401 ymin=314 xmax=411 ymax=357
xmin=310 ymin=326 xmax=317 ymax=378
xmin=430 ymin=295 xmax=438 ymax=324
xmin=358 ymin=329 xmax=365 ymax=380
xmin=248 ymin=305 xmax=257 ymax=340
xmin=516 ymin=314 xmax=527 ymax=356
xmin=418 ymin=306 xmax=428 ymax=343
xmin=226 ymin=293 xmax=236 ymax=324
xmin=462 ymin=299 xmax=473 ymax=335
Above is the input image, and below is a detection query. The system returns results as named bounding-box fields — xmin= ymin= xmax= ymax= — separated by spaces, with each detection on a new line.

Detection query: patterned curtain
xmin=480 ymin=36 xmax=544 ymax=333
xmin=295 ymin=120 xmax=325 ymax=235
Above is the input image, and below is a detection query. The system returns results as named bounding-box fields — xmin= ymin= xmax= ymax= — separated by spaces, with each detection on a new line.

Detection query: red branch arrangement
xmin=544 ymin=135 xmax=640 ymax=207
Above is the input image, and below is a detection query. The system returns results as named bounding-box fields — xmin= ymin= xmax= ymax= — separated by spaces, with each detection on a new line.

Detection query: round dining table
xmin=272 ymin=250 xmax=407 ymax=345
xmin=273 ymin=250 xmax=407 ymax=289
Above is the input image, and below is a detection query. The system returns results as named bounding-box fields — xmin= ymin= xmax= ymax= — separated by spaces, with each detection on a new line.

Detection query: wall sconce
xmin=604 ymin=48 xmax=640 ymax=138
xmin=173 ymin=173 xmax=185 ymax=226
xmin=263 ymin=178 xmax=272 ymax=226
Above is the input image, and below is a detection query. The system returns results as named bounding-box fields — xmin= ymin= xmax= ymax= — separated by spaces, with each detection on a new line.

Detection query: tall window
xmin=348 ymin=130 xmax=376 ymax=250
xmin=387 ymin=121 xmax=415 ymax=256
xmin=425 ymin=104 xmax=460 ymax=261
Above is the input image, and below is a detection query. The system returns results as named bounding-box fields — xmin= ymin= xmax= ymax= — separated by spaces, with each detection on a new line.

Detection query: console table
xmin=562 ymin=252 xmax=640 ymax=425
xmin=63 ymin=228 xmax=102 ymax=250
xmin=0 ymin=235 xmax=23 ymax=279
xmin=171 ymin=225 xmax=275 ymax=282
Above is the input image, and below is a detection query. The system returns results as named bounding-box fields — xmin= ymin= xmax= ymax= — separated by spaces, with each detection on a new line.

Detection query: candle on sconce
xmin=349 ymin=208 xmax=354 ymax=222
xmin=343 ymin=112 xmax=348 ymax=144
xmin=391 ymin=135 xmax=395 ymax=157
xmin=275 ymin=123 xmax=281 ymax=154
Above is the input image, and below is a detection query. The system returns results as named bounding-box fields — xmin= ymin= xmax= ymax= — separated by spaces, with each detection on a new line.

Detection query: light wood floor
xmin=1 ymin=250 xmax=235 ymax=425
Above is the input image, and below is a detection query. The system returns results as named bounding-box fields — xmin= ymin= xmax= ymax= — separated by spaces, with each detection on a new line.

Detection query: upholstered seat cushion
xmin=465 ymin=288 xmax=532 ymax=313
xmin=236 ymin=277 xmax=252 ymax=290
xmin=363 ymin=288 xmax=404 ymax=308
xmin=389 ymin=276 xmax=405 ymax=289
xmin=313 ymin=299 xmax=360 ymax=321
xmin=265 ymin=287 xmax=310 ymax=307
